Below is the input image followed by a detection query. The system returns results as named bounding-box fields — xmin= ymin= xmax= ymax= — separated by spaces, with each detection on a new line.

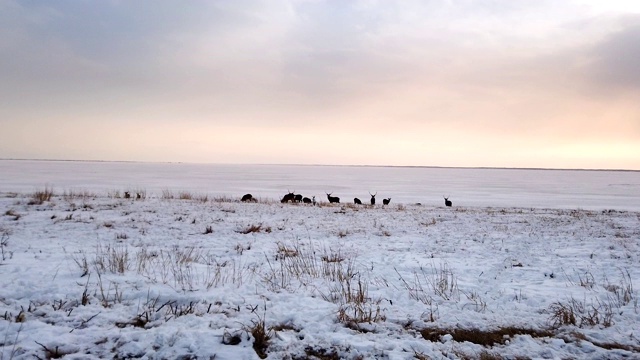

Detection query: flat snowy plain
xmin=1 ymin=161 xmax=639 ymax=359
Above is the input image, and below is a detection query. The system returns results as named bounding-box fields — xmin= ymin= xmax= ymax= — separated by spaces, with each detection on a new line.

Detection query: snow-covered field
xmin=1 ymin=189 xmax=639 ymax=359
xmin=0 ymin=161 xmax=639 ymax=359
xmin=2 ymin=160 xmax=640 ymax=211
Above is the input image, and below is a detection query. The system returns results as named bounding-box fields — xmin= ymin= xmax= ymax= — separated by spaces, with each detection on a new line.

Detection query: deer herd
xmin=241 ymin=191 xmax=453 ymax=207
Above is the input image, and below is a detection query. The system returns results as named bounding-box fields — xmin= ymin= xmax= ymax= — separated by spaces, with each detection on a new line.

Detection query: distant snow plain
xmin=0 ymin=160 xmax=639 ymax=359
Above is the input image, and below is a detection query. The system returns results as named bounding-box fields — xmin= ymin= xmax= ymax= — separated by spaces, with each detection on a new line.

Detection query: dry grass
xmin=320 ymin=272 xmax=386 ymax=329
xmin=262 ymin=241 xmax=358 ymax=292
xmin=72 ymin=244 xmax=255 ymax=292
xmin=558 ymin=331 xmax=640 ymax=353
xmin=420 ymin=218 xmax=437 ymax=227
xmin=29 ymin=186 xmax=54 ymax=205
xmin=276 ymin=242 xmax=299 ymax=259
xmin=548 ymin=297 xmax=614 ymax=328
xmin=320 ymin=248 xmax=344 ymax=263
xmin=603 ymin=269 xmax=634 ymax=307
xmin=237 ymin=223 xmax=272 ymax=234
xmin=178 ymin=191 xmax=193 ymax=200
xmin=94 ymin=244 xmax=129 ymax=274
xmin=263 ymin=241 xmax=318 ymax=291
xmin=171 ymin=190 xmax=209 ymax=202
xmin=72 ymin=251 xmax=90 ymax=277
xmin=398 ymin=262 xmax=460 ymax=302
xmin=35 ymin=341 xmax=74 ymax=359
xmin=247 ymin=314 xmax=272 ymax=359
xmin=548 ymin=301 xmax=576 ymax=327
xmin=462 ymin=290 xmax=487 ymax=313
xmin=3 ymin=209 xmax=20 ymax=221
xmin=161 ymin=189 xmax=175 ymax=199
xmin=213 ymin=195 xmax=235 ymax=203
xmin=300 ymin=347 xmax=347 ymax=360
xmin=1 ymin=229 xmax=11 ymax=262
xmin=579 ymin=271 xmax=596 ymax=289
xmin=106 ymin=189 xmax=121 ymax=199
xmin=334 ymin=277 xmax=386 ymax=327
xmin=95 ymin=270 xmax=125 ymax=308
xmin=420 ymin=326 xmax=554 ymax=347
xmin=134 ymin=246 xmax=254 ymax=291
xmin=62 ymin=189 xmax=97 ymax=201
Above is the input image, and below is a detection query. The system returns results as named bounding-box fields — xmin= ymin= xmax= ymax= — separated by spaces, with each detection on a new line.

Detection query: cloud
xmin=0 ymin=0 xmax=638 ymax=168
xmin=585 ymin=17 xmax=640 ymax=92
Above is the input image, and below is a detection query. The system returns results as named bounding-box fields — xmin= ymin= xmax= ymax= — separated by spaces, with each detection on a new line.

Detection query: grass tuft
xmin=548 ymin=296 xmax=615 ymax=328
xmin=245 ymin=312 xmax=272 ymax=359
xmin=29 ymin=186 xmax=54 ymax=205
xmin=237 ymin=224 xmax=272 ymax=234
xmin=3 ymin=209 xmax=20 ymax=221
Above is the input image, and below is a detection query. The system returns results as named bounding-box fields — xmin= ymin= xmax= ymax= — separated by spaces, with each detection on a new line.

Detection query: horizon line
xmin=1 ymin=157 xmax=638 ymax=173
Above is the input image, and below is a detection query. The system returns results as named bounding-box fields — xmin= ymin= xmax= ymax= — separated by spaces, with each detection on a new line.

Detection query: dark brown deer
xmin=294 ymin=194 xmax=303 ymax=203
xmin=444 ymin=196 xmax=452 ymax=207
xmin=241 ymin=194 xmax=253 ymax=202
xmin=302 ymin=197 xmax=312 ymax=204
xmin=281 ymin=190 xmax=295 ymax=203
xmin=326 ymin=192 xmax=340 ymax=204
xmin=354 ymin=198 xmax=362 ymax=205
xmin=369 ymin=191 xmax=377 ymax=205
xmin=383 ymin=198 xmax=391 ymax=205
xmin=124 ymin=191 xmax=131 ymax=199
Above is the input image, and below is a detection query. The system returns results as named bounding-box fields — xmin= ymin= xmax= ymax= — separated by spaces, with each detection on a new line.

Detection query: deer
xmin=383 ymin=198 xmax=391 ymax=205
xmin=241 ymin=194 xmax=253 ymax=202
xmin=124 ymin=191 xmax=131 ymax=199
xmin=354 ymin=198 xmax=362 ymax=205
xmin=326 ymin=192 xmax=340 ymax=204
xmin=302 ymin=196 xmax=312 ymax=204
xmin=444 ymin=196 xmax=452 ymax=207
xmin=294 ymin=194 xmax=303 ymax=203
xmin=369 ymin=191 xmax=377 ymax=205
xmin=281 ymin=190 xmax=295 ymax=203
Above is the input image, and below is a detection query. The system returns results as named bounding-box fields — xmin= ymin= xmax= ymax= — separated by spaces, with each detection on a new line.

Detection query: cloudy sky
xmin=1 ymin=0 xmax=639 ymax=169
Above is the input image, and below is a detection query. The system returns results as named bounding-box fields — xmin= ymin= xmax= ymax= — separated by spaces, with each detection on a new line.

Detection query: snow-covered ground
xmin=1 ymin=187 xmax=639 ymax=359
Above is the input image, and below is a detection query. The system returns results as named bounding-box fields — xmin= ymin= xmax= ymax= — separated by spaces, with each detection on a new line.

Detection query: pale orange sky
xmin=1 ymin=0 xmax=639 ymax=169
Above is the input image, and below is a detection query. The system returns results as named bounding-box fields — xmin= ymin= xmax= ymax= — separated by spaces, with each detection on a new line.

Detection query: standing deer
xmin=444 ymin=196 xmax=452 ymax=207
xmin=326 ymin=192 xmax=340 ymax=204
xmin=369 ymin=191 xmax=377 ymax=205
xmin=124 ymin=191 xmax=131 ymax=199
xmin=294 ymin=194 xmax=303 ymax=203
xmin=383 ymin=198 xmax=391 ymax=205
xmin=354 ymin=198 xmax=362 ymax=205
xmin=281 ymin=190 xmax=295 ymax=203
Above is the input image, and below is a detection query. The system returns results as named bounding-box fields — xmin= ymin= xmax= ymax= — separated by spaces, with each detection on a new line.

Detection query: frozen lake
xmin=1 ymin=160 xmax=639 ymax=211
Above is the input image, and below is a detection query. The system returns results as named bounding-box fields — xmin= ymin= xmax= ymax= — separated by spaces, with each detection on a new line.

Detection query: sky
xmin=1 ymin=0 xmax=639 ymax=170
